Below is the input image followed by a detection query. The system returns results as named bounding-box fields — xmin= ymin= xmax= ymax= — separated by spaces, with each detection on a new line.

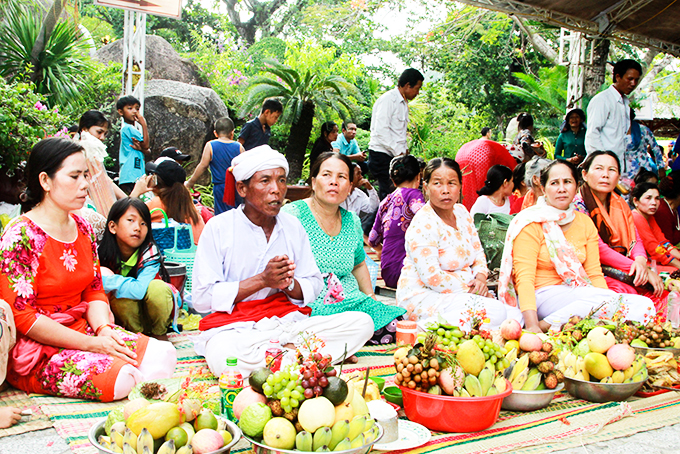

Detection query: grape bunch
xmin=262 ymin=365 xmax=306 ymax=413
xmin=421 ymin=323 xmax=508 ymax=372
xmin=299 ymin=352 xmax=336 ymax=399
xmin=471 ymin=334 xmax=510 ymax=372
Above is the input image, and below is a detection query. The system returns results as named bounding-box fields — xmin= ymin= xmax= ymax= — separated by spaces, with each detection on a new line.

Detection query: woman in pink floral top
xmin=0 ymin=138 xmax=175 ymax=402
xmin=369 ymin=156 xmax=425 ymax=288
xmin=396 ymin=158 xmax=514 ymax=331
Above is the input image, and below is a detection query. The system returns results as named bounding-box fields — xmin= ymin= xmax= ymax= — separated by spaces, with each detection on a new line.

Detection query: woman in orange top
xmin=134 ymin=160 xmax=204 ymax=244
xmin=631 ymin=182 xmax=680 ymax=270
xmin=0 ymin=138 xmax=176 ymax=402
xmin=498 ymin=160 xmax=655 ymax=333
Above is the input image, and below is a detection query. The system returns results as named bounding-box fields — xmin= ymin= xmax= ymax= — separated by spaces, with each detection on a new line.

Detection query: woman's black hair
xmin=477 ymin=165 xmax=513 ymax=196
xmin=539 ymin=160 xmax=579 ymax=188
xmin=78 ymin=110 xmax=110 ymax=133
xmin=561 ymin=109 xmax=586 ymax=133
xmin=512 ymin=162 xmax=526 ymax=192
xmin=631 ymin=181 xmax=660 ymax=204
xmin=98 ymin=198 xmax=168 ymax=281
xmin=22 ymin=138 xmax=84 ymax=212
xmin=310 ymin=152 xmax=354 ymax=183
xmin=319 ymin=121 xmax=338 ymax=140
xmin=517 ymin=113 xmax=534 ymax=130
xmin=581 ymin=150 xmax=621 ymax=174
xmin=390 ymin=155 xmax=421 ymax=186
xmin=633 ymin=167 xmax=658 ymax=187
xmin=659 ymin=170 xmax=680 ymax=200
xmin=422 ymin=157 xmax=462 ymax=184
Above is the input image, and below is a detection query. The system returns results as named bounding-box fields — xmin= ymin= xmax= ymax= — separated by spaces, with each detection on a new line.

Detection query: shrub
xmin=0 ymin=79 xmax=69 ymax=173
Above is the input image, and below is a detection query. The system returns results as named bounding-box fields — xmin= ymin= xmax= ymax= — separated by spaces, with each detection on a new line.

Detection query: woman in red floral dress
xmin=0 ymin=138 xmax=176 ymax=402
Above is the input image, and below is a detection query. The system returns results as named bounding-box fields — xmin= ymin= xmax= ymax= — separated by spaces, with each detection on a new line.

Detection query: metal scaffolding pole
xmin=122 ymin=11 xmax=147 ymax=114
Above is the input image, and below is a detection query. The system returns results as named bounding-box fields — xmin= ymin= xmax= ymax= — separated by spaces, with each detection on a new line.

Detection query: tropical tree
xmin=502 ymin=66 xmax=570 ymax=144
xmin=0 ymin=0 xmax=91 ymax=107
xmin=240 ymin=59 xmax=363 ymax=179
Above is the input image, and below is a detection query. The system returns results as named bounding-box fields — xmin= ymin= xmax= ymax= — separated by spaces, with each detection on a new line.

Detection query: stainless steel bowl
xmin=501 ymin=383 xmax=564 ymax=412
xmin=563 ymin=376 xmax=645 ymax=403
xmin=88 ymin=417 xmax=241 ymax=454
xmin=244 ymin=423 xmax=383 ymax=454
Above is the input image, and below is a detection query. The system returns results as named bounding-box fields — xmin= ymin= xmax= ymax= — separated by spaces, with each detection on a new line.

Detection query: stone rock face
xmin=96 ymin=35 xmax=209 ymax=87
xmin=144 ymin=79 xmax=229 ymax=178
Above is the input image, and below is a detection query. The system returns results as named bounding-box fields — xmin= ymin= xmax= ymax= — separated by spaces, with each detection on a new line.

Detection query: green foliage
xmin=190 ymin=35 xmax=251 ymax=112
xmin=502 ymin=66 xmax=567 ymax=118
xmin=0 ymin=0 xmax=92 ymax=107
xmin=414 ymin=8 xmax=551 ymax=137
xmin=78 ymin=15 xmax=117 ymax=48
xmin=59 ymin=62 xmax=122 ymax=123
xmin=239 ymin=58 xmax=363 ymax=126
xmin=502 ymin=66 xmax=567 ymax=144
xmin=247 ymin=37 xmax=287 ymax=72
xmin=0 ymin=78 xmax=68 ymax=171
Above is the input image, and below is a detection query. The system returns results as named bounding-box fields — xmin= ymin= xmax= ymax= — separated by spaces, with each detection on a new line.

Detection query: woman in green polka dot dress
xmin=283 ymin=152 xmax=406 ymax=344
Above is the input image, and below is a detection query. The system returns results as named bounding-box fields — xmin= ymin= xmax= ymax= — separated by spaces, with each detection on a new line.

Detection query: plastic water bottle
xmin=219 ymin=357 xmax=242 ymax=422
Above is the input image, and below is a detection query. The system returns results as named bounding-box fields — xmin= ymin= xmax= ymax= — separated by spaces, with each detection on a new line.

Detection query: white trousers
xmin=203 ymin=312 xmax=374 ymax=378
xmin=114 ymin=337 xmax=177 ymax=400
xmin=416 ymin=293 xmax=514 ymax=333
xmin=535 ymin=285 xmax=656 ymax=331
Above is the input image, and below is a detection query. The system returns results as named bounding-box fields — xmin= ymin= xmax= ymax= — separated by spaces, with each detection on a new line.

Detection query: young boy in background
xmin=186 ymin=117 xmax=245 ymax=215
xmin=117 ymin=96 xmax=150 ymax=194
xmin=237 ymin=99 xmax=283 ymax=151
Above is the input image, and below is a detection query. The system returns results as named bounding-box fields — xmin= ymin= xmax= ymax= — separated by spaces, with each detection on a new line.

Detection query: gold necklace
xmin=311 ymin=198 xmax=340 ymax=240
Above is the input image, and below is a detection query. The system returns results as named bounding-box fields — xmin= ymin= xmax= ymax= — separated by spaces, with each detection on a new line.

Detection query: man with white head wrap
xmin=192 ymin=147 xmax=374 ymax=377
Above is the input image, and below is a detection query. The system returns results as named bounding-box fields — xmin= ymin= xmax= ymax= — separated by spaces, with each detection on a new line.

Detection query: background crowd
xmin=0 ymin=59 xmax=677 ymax=420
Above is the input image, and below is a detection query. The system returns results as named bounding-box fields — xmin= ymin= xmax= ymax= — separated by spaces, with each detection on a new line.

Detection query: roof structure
xmin=455 ymin=0 xmax=680 ymax=56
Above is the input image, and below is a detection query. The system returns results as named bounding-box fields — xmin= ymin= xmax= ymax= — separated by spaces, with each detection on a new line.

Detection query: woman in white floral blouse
xmin=397 ymin=158 xmax=516 ymax=331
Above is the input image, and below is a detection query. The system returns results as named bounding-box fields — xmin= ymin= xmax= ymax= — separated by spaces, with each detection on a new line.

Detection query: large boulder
xmin=96 ymin=35 xmax=209 ymax=87
xmin=144 ymin=79 xmax=229 ymax=178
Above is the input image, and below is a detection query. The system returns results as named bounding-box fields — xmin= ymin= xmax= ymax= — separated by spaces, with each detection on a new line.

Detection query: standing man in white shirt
xmin=368 ymin=68 xmax=424 ymax=200
xmin=585 ymin=59 xmax=642 ymax=171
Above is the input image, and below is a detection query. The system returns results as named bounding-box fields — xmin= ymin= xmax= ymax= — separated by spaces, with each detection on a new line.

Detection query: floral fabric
xmin=368 ymin=187 xmax=425 ymax=288
xmin=623 ymin=124 xmax=664 ymax=181
xmin=0 ymin=215 xmax=148 ymax=401
xmin=282 ymin=201 xmax=406 ymax=330
xmin=396 ymin=203 xmax=488 ymax=320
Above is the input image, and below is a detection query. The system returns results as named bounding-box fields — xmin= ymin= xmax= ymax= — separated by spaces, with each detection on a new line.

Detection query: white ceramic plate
xmin=373 ymin=420 xmax=431 ymax=451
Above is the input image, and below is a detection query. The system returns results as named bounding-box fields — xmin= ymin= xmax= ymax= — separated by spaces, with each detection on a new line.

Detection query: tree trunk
xmin=30 ymin=0 xmax=65 ymax=82
xmin=284 ymin=101 xmax=315 ymax=181
xmin=584 ymin=38 xmax=610 ymax=97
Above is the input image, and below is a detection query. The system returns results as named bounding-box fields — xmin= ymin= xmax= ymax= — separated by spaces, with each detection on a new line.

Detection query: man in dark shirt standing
xmin=238 ymin=99 xmax=283 ymax=151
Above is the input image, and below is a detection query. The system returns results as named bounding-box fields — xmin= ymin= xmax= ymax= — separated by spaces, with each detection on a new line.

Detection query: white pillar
xmin=122 ymin=11 xmax=147 ymax=115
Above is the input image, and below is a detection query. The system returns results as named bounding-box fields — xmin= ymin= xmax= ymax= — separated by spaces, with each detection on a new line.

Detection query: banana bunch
xmin=295 ymin=416 xmax=377 ymax=452
xmin=505 ymin=352 xmax=563 ymax=390
xmin=620 ymin=356 xmax=647 ymax=383
xmin=563 ymin=355 xmax=590 ymax=381
xmin=448 ymin=361 xmax=508 ymax=397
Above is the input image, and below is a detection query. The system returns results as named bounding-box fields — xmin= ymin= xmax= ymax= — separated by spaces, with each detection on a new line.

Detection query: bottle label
xmin=219 ymin=371 xmax=243 ymax=421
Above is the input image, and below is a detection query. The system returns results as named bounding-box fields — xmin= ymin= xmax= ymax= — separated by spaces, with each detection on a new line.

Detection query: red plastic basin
xmin=399 ymin=380 xmax=512 ymax=433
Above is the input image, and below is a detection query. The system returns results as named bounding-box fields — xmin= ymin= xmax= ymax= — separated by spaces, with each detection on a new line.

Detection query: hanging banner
xmin=94 ymin=0 xmax=182 ymax=19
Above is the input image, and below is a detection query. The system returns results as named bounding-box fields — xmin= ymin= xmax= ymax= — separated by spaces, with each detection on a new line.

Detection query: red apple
xmin=500 ymin=319 xmax=522 ymax=340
